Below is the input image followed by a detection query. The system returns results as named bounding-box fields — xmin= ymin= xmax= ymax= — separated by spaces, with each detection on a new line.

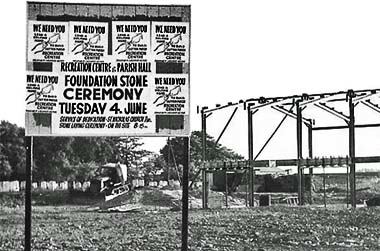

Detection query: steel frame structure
xmin=197 ymin=88 xmax=380 ymax=209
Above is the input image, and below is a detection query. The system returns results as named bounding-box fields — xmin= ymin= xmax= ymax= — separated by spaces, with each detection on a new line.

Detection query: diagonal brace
xmin=272 ymin=105 xmax=312 ymax=126
xmin=361 ymin=100 xmax=380 ymax=114
xmin=353 ymin=92 xmax=379 ymax=103
xmin=216 ymin=107 xmax=239 ymax=144
xmin=254 ymin=104 xmax=294 ymax=160
xmin=314 ymin=102 xmax=349 ymax=123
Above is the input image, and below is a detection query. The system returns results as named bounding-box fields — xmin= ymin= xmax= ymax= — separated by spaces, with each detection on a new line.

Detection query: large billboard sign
xmin=26 ymin=4 xmax=190 ymax=137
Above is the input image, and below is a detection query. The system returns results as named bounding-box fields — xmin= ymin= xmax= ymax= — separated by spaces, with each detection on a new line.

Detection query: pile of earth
xmin=90 ymin=187 xmax=203 ymax=212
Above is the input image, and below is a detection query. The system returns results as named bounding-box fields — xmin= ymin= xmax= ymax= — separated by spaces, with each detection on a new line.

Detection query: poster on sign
xmin=112 ymin=21 xmax=151 ymax=62
xmin=152 ymin=22 xmax=189 ymax=63
xmin=69 ymin=22 xmax=108 ymax=61
xmin=27 ymin=21 xmax=68 ymax=62
xmin=153 ymin=74 xmax=188 ymax=115
xmin=26 ymin=72 xmax=59 ymax=113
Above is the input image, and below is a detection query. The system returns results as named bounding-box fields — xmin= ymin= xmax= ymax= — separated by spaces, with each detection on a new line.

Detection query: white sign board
xmin=26 ymin=20 xmax=190 ymax=137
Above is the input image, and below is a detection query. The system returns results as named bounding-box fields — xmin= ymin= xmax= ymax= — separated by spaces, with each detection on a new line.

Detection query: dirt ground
xmin=1 ymin=205 xmax=380 ymax=251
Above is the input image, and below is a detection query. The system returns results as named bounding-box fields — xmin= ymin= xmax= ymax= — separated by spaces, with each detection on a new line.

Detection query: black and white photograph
xmin=0 ymin=1 xmax=380 ymax=250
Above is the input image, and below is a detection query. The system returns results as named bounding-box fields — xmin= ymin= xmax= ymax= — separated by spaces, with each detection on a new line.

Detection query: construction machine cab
xmin=100 ymin=163 xmax=128 ymax=185
xmin=90 ymin=163 xmax=130 ymax=199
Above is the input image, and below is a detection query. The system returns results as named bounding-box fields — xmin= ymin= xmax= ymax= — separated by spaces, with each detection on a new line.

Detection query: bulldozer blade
xmin=90 ymin=190 xmax=135 ymax=210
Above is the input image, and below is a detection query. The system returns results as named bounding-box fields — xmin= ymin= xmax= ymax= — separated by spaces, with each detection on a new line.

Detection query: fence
xmin=204 ymin=171 xmax=380 ymax=208
xmin=0 ymin=179 xmax=181 ymax=193
xmin=207 ymin=172 xmax=310 ymax=208
xmin=0 ymin=181 xmax=88 ymax=193
xmin=310 ymin=172 xmax=380 ymax=206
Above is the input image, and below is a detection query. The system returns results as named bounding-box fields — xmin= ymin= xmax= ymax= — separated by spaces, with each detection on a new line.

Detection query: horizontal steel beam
xmin=200 ymin=88 xmax=380 ymax=113
xmin=355 ymin=156 xmax=380 ymax=163
xmin=203 ymin=159 xmax=298 ymax=171
xmin=312 ymin=123 xmax=380 ymax=131
xmin=203 ymin=156 xmax=380 ymax=171
xmin=245 ymin=89 xmax=380 ymax=104
xmin=326 ymin=98 xmax=347 ymax=103
xmin=202 ymin=102 xmax=240 ymax=113
xmin=299 ymin=93 xmax=343 ymax=107
xmin=248 ymin=98 xmax=294 ymax=110
xmin=300 ymin=157 xmax=352 ymax=168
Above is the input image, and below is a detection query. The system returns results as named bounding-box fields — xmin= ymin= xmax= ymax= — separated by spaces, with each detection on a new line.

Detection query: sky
xmin=0 ymin=0 xmax=380 ymax=161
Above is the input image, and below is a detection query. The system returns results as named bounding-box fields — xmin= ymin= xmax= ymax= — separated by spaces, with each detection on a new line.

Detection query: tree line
xmin=0 ymin=120 xmax=243 ymax=182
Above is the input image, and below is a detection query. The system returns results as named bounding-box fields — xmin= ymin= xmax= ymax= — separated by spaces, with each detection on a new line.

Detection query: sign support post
xmin=181 ymin=136 xmax=190 ymax=251
xmin=25 ymin=136 xmax=33 ymax=251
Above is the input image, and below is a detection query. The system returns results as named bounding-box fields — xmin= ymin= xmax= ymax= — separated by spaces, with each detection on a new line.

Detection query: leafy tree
xmin=0 ymin=143 xmax=12 ymax=180
xmin=93 ymin=137 xmax=118 ymax=164
xmin=70 ymin=161 xmax=98 ymax=182
xmin=69 ymin=137 xmax=116 ymax=165
xmin=114 ymin=137 xmax=151 ymax=170
xmin=190 ymin=131 xmax=244 ymax=162
xmin=155 ymin=154 xmax=177 ymax=181
xmin=32 ymin=136 xmax=150 ymax=181
xmin=33 ymin=137 xmax=74 ymax=181
xmin=0 ymin=120 xmax=153 ymax=182
xmin=0 ymin=121 xmax=26 ymax=180
xmin=160 ymin=131 xmax=244 ymax=181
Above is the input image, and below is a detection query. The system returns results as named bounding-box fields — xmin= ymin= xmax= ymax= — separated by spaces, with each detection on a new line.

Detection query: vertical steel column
xmin=307 ymin=125 xmax=313 ymax=204
xmin=296 ymin=101 xmax=304 ymax=205
xmin=225 ymin=164 xmax=228 ymax=208
xmin=181 ymin=136 xmax=190 ymax=251
xmin=323 ymin=165 xmax=326 ymax=208
xmin=25 ymin=136 xmax=33 ymax=251
xmin=248 ymin=106 xmax=254 ymax=207
xmin=201 ymin=110 xmax=208 ymax=209
xmin=245 ymin=168 xmax=248 ymax=207
xmin=348 ymin=91 xmax=356 ymax=208
xmin=346 ymin=164 xmax=350 ymax=208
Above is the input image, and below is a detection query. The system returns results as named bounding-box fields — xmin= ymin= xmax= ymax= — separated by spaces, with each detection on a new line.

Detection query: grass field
xmin=1 ymin=205 xmax=380 ymax=250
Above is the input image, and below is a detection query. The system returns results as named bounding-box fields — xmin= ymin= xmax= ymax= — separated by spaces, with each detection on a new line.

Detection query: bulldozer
xmin=90 ymin=163 xmax=131 ymax=201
